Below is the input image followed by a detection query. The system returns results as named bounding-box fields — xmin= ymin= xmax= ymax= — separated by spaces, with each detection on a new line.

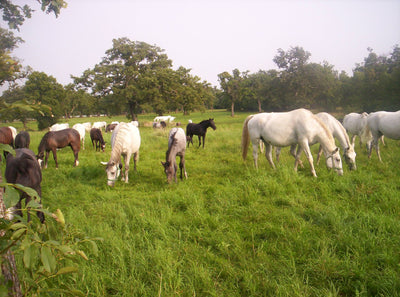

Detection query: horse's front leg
xmin=174 ymin=162 xmax=178 ymax=182
xmin=122 ymin=155 xmax=130 ymax=183
xmin=52 ymin=149 xmax=58 ymax=168
xmin=316 ymin=144 xmax=323 ymax=165
xmin=44 ymin=151 xmax=50 ymax=169
xmin=198 ymin=135 xmax=201 ymax=147
xmin=291 ymin=145 xmax=304 ymax=168
xmin=179 ymin=155 xmax=188 ymax=179
xmin=73 ymin=147 xmax=79 ymax=167
xmin=299 ymin=143 xmax=317 ymax=177
xmin=202 ymin=135 xmax=206 ymax=148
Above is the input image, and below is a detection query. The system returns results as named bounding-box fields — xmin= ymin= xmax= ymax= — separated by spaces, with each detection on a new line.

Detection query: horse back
xmin=5 ymin=148 xmax=42 ymax=193
xmin=0 ymin=127 xmax=14 ymax=145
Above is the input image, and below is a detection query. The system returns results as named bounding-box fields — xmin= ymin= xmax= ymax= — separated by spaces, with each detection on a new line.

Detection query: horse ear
xmin=333 ymin=147 xmax=339 ymax=154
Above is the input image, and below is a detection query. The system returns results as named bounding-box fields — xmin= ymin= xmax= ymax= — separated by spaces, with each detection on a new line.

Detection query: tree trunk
xmin=231 ymin=102 xmax=235 ymax=117
xmin=258 ymin=99 xmax=262 ymax=113
xmin=0 ymin=173 xmax=22 ymax=297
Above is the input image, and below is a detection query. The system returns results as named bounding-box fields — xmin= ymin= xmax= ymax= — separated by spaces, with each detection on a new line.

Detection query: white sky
xmin=6 ymin=0 xmax=400 ymax=87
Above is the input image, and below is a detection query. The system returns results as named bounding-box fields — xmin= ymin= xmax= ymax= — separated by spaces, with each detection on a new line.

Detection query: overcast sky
xmin=7 ymin=0 xmax=400 ymax=87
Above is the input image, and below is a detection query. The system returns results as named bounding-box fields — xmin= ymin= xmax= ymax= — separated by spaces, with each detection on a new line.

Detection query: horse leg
xmin=275 ymin=147 xmax=281 ymax=162
xmin=73 ymin=146 xmax=79 ymax=166
xmin=316 ymin=144 xmax=323 ymax=165
xmin=179 ymin=155 xmax=188 ymax=179
xmin=264 ymin=144 xmax=276 ymax=169
xmin=291 ymin=145 xmax=304 ymax=168
xmin=299 ymin=142 xmax=317 ymax=177
xmin=374 ymin=139 xmax=382 ymax=162
xmin=123 ymin=155 xmax=130 ymax=183
xmin=133 ymin=151 xmax=139 ymax=171
xmin=251 ymin=140 xmax=259 ymax=169
xmin=174 ymin=162 xmax=178 ymax=182
xmin=198 ymin=135 xmax=201 ymax=147
xmin=202 ymin=135 xmax=205 ymax=148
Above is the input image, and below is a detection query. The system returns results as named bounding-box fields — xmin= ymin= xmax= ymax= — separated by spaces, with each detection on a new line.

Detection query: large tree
xmin=218 ymin=69 xmax=248 ymax=117
xmin=74 ymin=38 xmax=172 ymax=120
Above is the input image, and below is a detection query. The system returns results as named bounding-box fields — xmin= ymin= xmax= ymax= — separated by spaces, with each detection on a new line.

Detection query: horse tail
xmin=241 ymin=115 xmax=253 ymax=161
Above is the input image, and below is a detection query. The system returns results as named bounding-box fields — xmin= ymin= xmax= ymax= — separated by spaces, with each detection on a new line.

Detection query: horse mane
xmin=313 ymin=115 xmax=334 ymax=143
xmin=38 ymin=131 xmax=52 ymax=152
xmin=166 ymin=130 xmax=179 ymax=162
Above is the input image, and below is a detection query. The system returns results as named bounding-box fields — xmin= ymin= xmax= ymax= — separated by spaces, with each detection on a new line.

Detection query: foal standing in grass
xmin=162 ymin=127 xmax=188 ymax=183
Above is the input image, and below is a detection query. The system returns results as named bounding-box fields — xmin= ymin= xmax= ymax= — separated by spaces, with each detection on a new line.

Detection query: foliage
xmin=73 ymin=38 xmax=215 ymax=119
xmin=0 ymin=144 xmax=101 ymax=296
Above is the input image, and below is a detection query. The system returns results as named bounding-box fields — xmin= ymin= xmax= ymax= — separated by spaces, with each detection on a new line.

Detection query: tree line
xmin=1 ymin=9 xmax=399 ymax=129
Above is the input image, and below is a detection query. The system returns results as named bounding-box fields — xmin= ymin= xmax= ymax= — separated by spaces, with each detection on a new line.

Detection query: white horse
xmin=362 ymin=111 xmax=400 ymax=161
xmin=342 ymin=112 xmax=371 ymax=148
xmin=101 ymin=122 xmax=141 ymax=186
xmin=93 ymin=121 xmax=107 ymax=130
xmin=161 ymin=127 xmax=188 ymax=183
xmin=50 ymin=123 xmax=69 ymax=131
xmin=82 ymin=122 xmax=92 ymax=132
xmin=242 ymin=108 xmax=343 ymax=177
xmin=154 ymin=115 xmax=175 ymax=123
xmin=276 ymin=112 xmax=357 ymax=170
xmin=72 ymin=123 xmax=86 ymax=150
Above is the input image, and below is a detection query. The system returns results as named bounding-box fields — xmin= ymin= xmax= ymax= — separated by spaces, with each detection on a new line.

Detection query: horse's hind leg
xmin=291 ymin=145 xmax=304 ymax=168
xmin=251 ymin=141 xmax=259 ymax=169
xmin=264 ymin=144 xmax=276 ymax=169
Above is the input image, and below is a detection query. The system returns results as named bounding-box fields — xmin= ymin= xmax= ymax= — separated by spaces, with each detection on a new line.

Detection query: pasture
xmin=2 ymin=110 xmax=400 ymax=296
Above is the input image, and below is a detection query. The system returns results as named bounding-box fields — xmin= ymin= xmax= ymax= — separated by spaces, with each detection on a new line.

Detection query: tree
xmin=218 ymin=69 xmax=248 ymax=117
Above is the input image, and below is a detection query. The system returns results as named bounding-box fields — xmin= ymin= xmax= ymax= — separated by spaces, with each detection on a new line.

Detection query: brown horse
xmin=5 ymin=148 xmax=44 ymax=223
xmin=37 ymin=128 xmax=81 ymax=169
xmin=0 ymin=126 xmax=14 ymax=146
xmin=90 ymin=128 xmax=106 ymax=152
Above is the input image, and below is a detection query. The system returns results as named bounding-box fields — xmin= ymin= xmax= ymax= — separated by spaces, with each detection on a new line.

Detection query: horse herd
xmin=1 ymin=109 xmax=399 ymax=221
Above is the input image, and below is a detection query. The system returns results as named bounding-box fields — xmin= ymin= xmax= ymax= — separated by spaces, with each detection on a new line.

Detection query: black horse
xmin=186 ymin=118 xmax=217 ymax=148
xmin=15 ymin=131 xmax=30 ymax=149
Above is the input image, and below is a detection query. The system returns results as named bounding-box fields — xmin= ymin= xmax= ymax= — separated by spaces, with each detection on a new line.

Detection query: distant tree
xmin=23 ymin=71 xmax=65 ymax=129
xmin=218 ymin=69 xmax=248 ymax=117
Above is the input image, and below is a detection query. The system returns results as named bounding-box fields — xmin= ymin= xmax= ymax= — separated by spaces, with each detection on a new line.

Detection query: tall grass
xmin=2 ymin=110 xmax=400 ymax=296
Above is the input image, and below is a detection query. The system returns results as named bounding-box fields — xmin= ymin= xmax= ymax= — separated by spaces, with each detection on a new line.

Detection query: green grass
xmin=3 ymin=110 xmax=400 ymax=296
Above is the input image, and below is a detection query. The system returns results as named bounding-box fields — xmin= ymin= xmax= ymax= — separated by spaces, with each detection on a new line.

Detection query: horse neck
xmin=314 ymin=120 xmax=336 ymax=154
xmin=335 ymin=123 xmax=352 ymax=150
xmin=166 ymin=144 xmax=178 ymax=164
xmin=109 ymin=133 xmax=123 ymax=163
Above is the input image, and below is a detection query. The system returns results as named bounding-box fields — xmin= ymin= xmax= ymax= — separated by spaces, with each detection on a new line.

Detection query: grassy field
xmin=2 ymin=110 xmax=400 ymax=296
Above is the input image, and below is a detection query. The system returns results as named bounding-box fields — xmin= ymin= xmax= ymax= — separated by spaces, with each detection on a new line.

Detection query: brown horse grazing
xmin=90 ymin=128 xmax=106 ymax=152
xmin=15 ymin=131 xmax=30 ymax=149
xmin=5 ymin=148 xmax=44 ymax=223
xmin=37 ymin=128 xmax=81 ymax=169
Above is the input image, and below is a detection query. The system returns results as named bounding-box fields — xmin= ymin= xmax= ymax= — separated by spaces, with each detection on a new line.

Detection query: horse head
xmin=161 ymin=161 xmax=175 ymax=183
xmin=209 ymin=118 xmax=217 ymax=130
xmin=101 ymin=161 xmax=122 ymax=186
xmin=325 ymin=147 xmax=343 ymax=176
xmin=343 ymin=146 xmax=357 ymax=170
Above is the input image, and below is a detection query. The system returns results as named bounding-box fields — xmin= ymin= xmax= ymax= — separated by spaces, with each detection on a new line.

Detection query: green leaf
xmin=26 ymin=200 xmax=41 ymax=209
xmin=15 ymin=184 xmax=40 ymax=199
xmin=11 ymin=227 xmax=26 ymax=240
xmin=9 ymin=222 xmax=26 ymax=230
xmin=41 ymin=246 xmax=56 ymax=273
xmin=56 ymin=266 xmax=78 ymax=275
xmin=3 ymin=186 xmax=20 ymax=208
xmin=24 ymin=244 xmax=39 ymax=269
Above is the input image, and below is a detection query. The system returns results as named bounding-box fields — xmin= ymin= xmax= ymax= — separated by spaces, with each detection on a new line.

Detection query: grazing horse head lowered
xmin=101 ymin=122 xmax=140 ymax=186
xmin=161 ymin=127 xmax=188 ymax=183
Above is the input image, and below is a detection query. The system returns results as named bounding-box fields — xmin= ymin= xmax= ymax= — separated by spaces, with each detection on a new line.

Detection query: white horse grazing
xmin=276 ymin=112 xmax=357 ymax=170
xmin=92 ymin=121 xmax=107 ymax=130
xmin=363 ymin=111 xmax=400 ymax=161
xmin=242 ymin=108 xmax=343 ymax=177
xmin=315 ymin=112 xmax=356 ymax=170
xmin=101 ymin=122 xmax=141 ymax=186
xmin=72 ymin=123 xmax=86 ymax=150
xmin=342 ymin=112 xmax=371 ymax=148
xmin=82 ymin=122 xmax=92 ymax=132
xmin=161 ymin=127 xmax=188 ymax=183
xmin=50 ymin=123 xmax=69 ymax=131
xmin=154 ymin=115 xmax=175 ymax=123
